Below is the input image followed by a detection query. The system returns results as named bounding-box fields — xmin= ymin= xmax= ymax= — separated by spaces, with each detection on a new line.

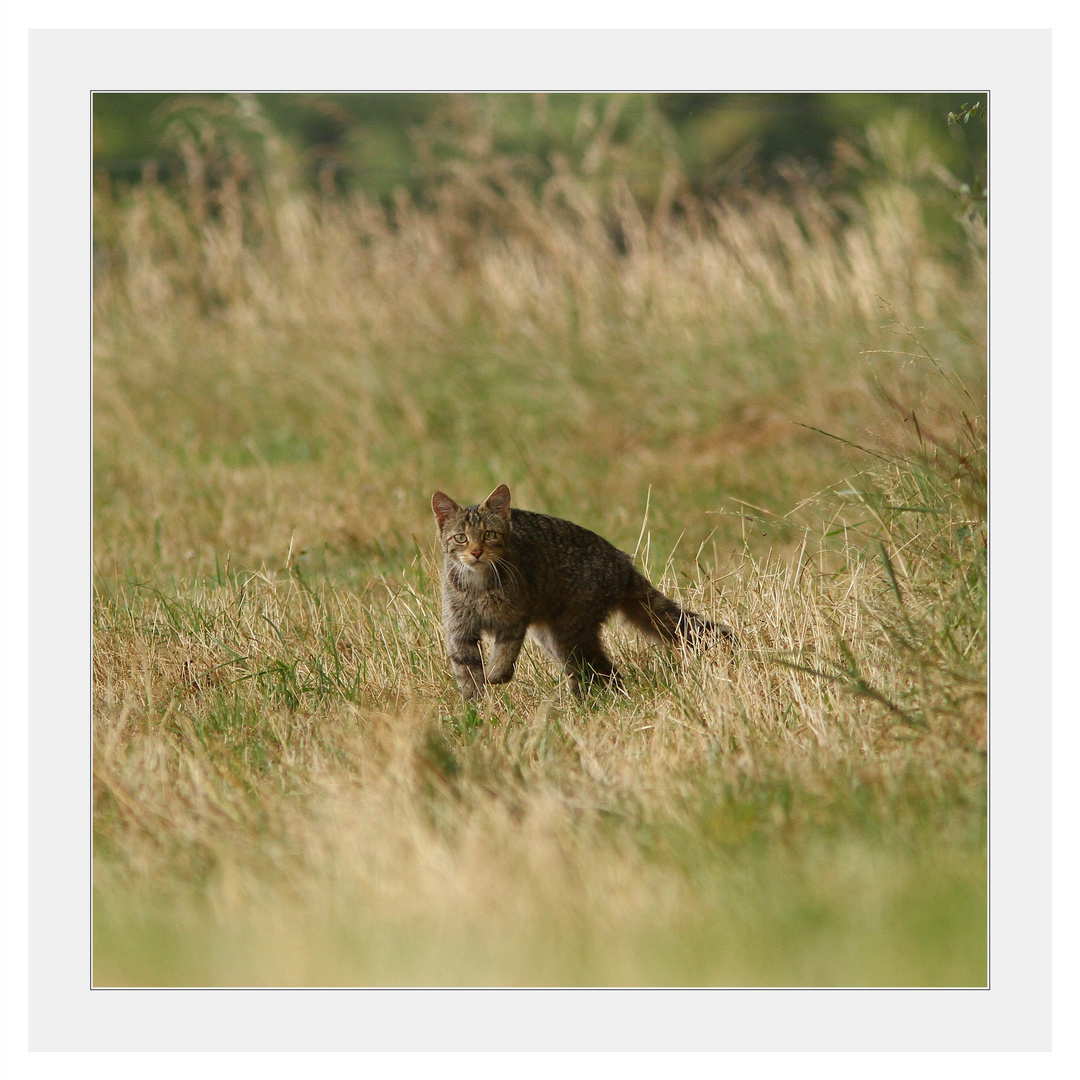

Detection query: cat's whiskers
xmin=490 ymin=555 xmax=522 ymax=591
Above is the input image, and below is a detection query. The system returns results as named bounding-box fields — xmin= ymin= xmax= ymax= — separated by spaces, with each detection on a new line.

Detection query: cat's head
xmin=431 ymin=484 xmax=512 ymax=576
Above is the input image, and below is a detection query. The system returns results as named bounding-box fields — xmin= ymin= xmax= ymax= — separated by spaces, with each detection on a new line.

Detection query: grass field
xmin=92 ymin=105 xmax=987 ymax=986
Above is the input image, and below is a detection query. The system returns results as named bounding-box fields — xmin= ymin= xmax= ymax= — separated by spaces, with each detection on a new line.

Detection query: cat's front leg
xmin=444 ymin=604 xmax=486 ymax=700
xmin=447 ymin=634 xmax=485 ymax=700
xmin=485 ymin=623 xmax=528 ymax=685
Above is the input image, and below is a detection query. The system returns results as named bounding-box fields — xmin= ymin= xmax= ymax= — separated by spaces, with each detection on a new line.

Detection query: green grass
xmin=92 ymin=106 xmax=986 ymax=986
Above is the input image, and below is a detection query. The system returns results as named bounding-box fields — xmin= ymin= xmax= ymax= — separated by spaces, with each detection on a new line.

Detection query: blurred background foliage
xmin=91 ymin=90 xmax=988 ymax=570
xmin=93 ymin=91 xmax=986 ymax=213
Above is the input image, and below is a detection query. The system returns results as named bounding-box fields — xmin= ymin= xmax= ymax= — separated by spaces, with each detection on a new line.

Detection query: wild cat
xmin=431 ymin=484 xmax=732 ymax=700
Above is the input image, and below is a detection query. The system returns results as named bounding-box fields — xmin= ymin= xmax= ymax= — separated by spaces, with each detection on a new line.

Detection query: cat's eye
xmin=452 ymin=533 xmax=467 ymax=544
xmin=483 ymin=530 xmax=500 ymax=541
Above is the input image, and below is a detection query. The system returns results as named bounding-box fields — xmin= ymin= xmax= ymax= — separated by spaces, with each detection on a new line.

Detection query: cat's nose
xmin=470 ymin=549 xmax=483 ymax=558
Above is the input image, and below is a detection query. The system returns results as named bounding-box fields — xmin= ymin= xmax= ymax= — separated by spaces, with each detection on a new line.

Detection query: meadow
xmin=92 ymin=101 xmax=987 ymax=986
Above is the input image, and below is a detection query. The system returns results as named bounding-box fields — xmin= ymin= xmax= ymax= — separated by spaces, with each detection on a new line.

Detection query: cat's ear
xmin=432 ymin=491 xmax=460 ymax=527
xmin=484 ymin=484 xmax=512 ymax=518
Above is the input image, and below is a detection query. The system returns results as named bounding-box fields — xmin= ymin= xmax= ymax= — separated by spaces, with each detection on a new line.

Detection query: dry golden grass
xmin=93 ymin=102 xmax=986 ymax=986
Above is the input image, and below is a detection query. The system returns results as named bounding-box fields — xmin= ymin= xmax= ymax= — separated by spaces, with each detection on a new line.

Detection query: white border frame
xmin=5 ymin=9 xmax=1070 ymax=1067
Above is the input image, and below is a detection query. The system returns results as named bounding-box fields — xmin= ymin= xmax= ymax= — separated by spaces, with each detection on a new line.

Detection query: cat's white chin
xmin=455 ymin=558 xmax=487 ymax=575
xmin=454 ymin=561 xmax=493 ymax=591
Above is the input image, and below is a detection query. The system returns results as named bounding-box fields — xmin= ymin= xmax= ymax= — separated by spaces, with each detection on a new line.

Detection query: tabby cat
xmin=431 ymin=483 xmax=732 ymax=699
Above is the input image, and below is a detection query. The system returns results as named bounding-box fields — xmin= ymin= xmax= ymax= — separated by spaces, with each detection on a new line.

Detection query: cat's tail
xmin=619 ymin=569 xmax=735 ymax=650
